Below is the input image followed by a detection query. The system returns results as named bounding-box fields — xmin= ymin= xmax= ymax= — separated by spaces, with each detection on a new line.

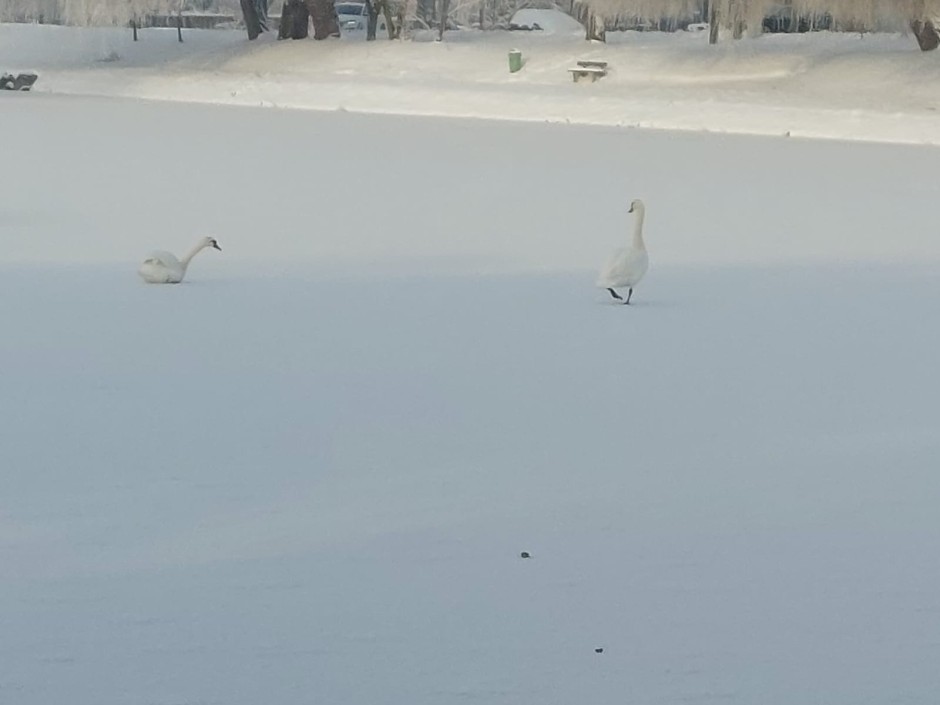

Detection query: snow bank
xmin=508 ymin=8 xmax=585 ymax=35
xmin=5 ymin=22 xmax=940 ymax=144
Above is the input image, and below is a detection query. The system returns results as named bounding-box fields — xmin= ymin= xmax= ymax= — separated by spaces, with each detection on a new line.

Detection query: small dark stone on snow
xmin=520 ymin=551 xmax=531 ymax=559
xmin=595 ymin=647 xmax=604 ymax=653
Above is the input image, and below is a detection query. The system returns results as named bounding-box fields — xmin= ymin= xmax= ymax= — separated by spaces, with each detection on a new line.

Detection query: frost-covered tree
xmin=723 ymin=0 xmax=940 ymax=48
xmin=803 ymin=0 xmax=940 ymax=48
xmin=576 ymin=0 xmax=940 ymax=48
xmin=0 ymin=0 xmax=216 ymax=26
xmin=67 ymin=0 xmax=176 ymax=26
xmin=416 ymin=0 xmax=534 ymax=31
xmin=585 ymin=0 xmax=700 ymax=27
xmin=0 ymin=0 xmax=60 ymax=22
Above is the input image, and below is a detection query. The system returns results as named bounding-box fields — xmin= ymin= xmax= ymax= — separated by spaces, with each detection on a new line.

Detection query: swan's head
xmin=628 ymin=199 xmax=645 ymax=214
xmin=200 ymin=236 xmax=222 ymax=252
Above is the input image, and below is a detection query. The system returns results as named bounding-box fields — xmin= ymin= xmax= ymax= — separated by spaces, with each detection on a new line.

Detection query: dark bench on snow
xmin=1 ymin=73 xmax=38 ymax=91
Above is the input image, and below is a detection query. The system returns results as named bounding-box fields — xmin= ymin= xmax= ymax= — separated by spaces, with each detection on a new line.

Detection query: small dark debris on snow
xmin=519 ymin=551 xmax=531 ymax=559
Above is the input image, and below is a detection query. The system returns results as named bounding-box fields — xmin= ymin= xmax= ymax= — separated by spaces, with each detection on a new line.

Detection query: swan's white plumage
xmin=597 ymin=246 xmax=649 ymax=289
xmin=138 ymin=237 xmax=221 ymax=284
xmin=597 ymin=199 xmax=649 ymax=301
xmin=139 ymin=251 xmax=185 ymax=284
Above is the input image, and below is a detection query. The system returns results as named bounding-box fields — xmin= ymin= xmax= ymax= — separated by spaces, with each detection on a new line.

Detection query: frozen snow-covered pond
xmin=2 ymin=96 xmax=940 ymax=704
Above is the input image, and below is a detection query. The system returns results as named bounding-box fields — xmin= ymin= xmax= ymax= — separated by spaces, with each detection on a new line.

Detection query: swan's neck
xmin=179 ymin=242 xmax=207 ymax=271
xmin=631 ymin=209 xmax=646 ymax=250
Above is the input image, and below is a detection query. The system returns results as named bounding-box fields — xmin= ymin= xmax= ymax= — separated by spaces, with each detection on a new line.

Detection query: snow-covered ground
xmin=2 ymin=90 xmax=940 ymax=704
xmin=6 ymin=22 xmax=940 ymax=143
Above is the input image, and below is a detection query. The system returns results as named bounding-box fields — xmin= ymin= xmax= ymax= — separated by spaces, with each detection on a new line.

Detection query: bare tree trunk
xmin=177 ymin=10 xmax=183 ymax=42
xmin=278 ymin=0 xmax=309 ymax=38
xmin=708 ymin=0 xmax=719 ymax=44
xmin=372 ymin=0 xmax=400 ymax=39
xmin=730 ymin=0 xmax=744 ymax=39
xmin=255 ymin=0 xmax=270 ymax=31
xmin=438 ymin=0 xmax=449 ymax=40
xmin=573 ymin=1 xmax=604 ymax=41
xmin=383 ymin=2 xmax=397 ymax=37
xmin=399 ymin=0 xmax=416 ymax=39
xmin=370 ymin=0 xmax=396 ymax=38
xmin=305 ymin=0 xmax=339 ymax=38
xmin=911 ymin=19 xmax=940 ymax=51
xmin=365 ymin=0 xmax=378 ymax=39
xmin=573 ymin=1 xmax=587 ymax=40
xmin=590 ymin=12 xmax=606 ymax=41
xmin=367 ymin=0 xmax=396 ymax=38
xmin=240 ymin=0 xmax=263 ymax=39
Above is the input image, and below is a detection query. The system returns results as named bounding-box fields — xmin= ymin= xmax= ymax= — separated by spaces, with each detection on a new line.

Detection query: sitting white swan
xmin=138 ymin=236 xmax=221 ymax=284
xmin=597 ymin=198 xmax=649 ymax=305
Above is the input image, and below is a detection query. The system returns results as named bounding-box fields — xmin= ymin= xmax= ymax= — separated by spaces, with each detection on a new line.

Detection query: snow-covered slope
xmin=6 ymin=22 xmax=940 ymax=143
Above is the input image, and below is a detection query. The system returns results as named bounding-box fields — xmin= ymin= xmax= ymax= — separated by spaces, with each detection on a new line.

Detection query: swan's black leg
xmin=625 ymin=288 xmax=633 ymax=305
xmin=607 ymin=288 xmax=623 ymax=302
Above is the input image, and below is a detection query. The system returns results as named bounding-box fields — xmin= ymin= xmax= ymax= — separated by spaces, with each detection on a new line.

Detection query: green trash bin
xmin=508 ymin=49 xmax=523 ymax=73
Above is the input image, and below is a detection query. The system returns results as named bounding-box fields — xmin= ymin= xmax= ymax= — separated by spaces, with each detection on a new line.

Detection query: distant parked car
xmin=336 ymin=1 xmax=368 ymax=31
xmin=337 ymin=3 xmax=431 ymax=36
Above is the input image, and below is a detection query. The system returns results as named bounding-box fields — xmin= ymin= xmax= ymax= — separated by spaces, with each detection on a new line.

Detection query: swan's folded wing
xmin=598 ymin=248 xmax=648 ymax=288
xmin=596 ymin=248 xmax=626 ymax=287
xmin=138 ymin=258 xmax=181 ymax=284
xmin=139 ymin=261 xmax=165 ymax=283
xmin=145 ymin=251 xmax=178 ymax=267
xmin=138 ymin=251 xmax=185 ymax=283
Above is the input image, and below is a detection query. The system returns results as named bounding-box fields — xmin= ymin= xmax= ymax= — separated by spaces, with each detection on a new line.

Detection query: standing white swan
xmin=138 ymin=236 xmax=222 ymax=284
xmin=597 ymin=198 xmax=649 ymax=305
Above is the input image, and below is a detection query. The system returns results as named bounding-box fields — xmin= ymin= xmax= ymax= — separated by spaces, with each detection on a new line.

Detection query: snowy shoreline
xmin=6 ymin=22 xmax=940 ymax=145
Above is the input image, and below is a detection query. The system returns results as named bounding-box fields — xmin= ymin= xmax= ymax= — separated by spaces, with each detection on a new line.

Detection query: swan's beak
xmin=212 ymin=242 xmax=222 ymax=251
xmin=628 ymin=205 xmax=634 ymax=213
